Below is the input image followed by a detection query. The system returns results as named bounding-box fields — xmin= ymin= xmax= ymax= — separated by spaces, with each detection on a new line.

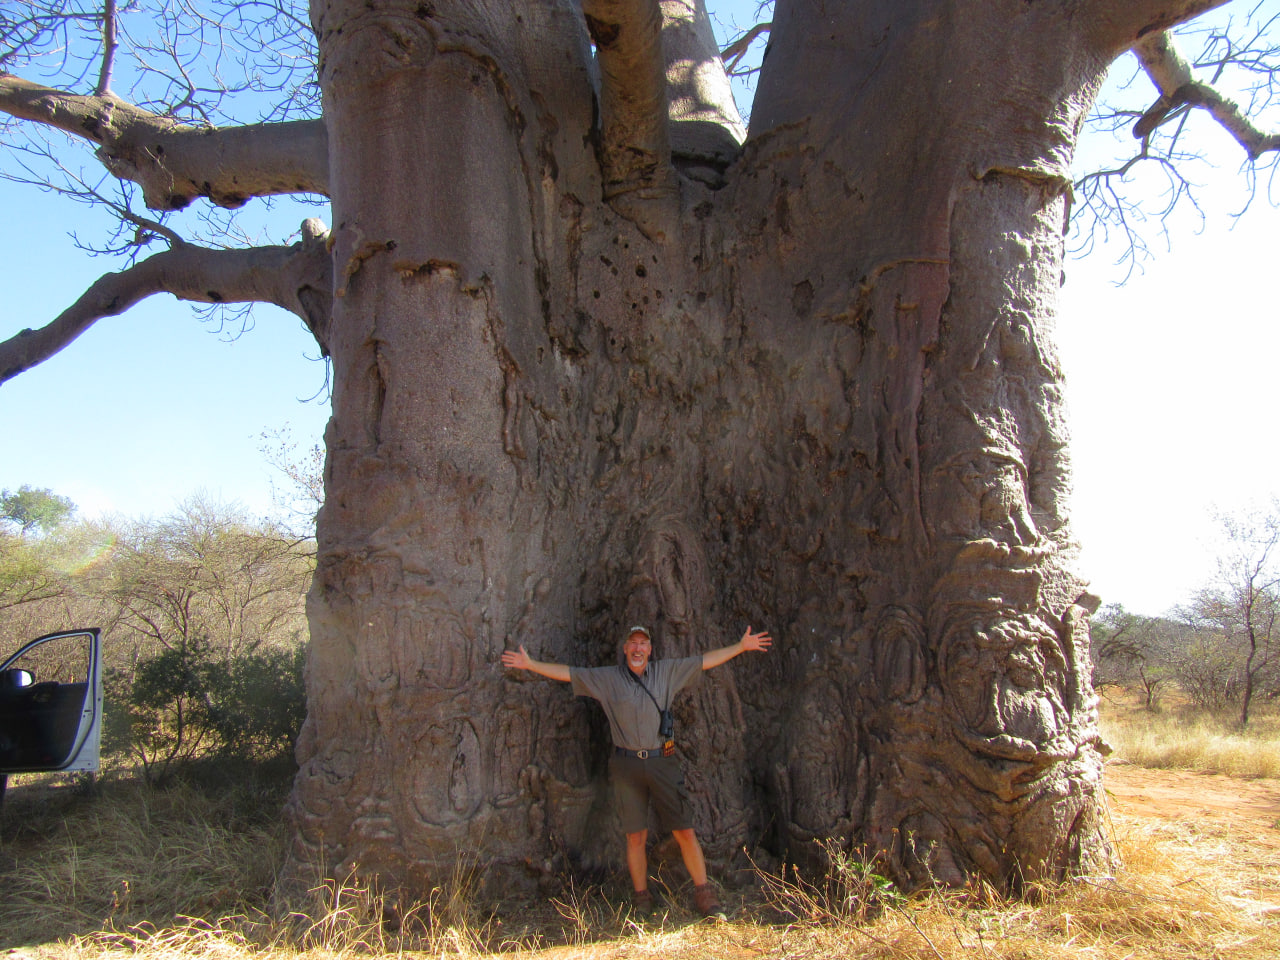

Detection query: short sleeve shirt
xmin=569 ymin=656 xmax=703 ymax=751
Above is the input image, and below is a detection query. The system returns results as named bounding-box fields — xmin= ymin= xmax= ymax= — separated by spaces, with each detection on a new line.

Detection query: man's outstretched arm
xmin=702 ymin=627 xmax=773 ymax=671
xmin=501 ymin=644 xmax=572 ymax=682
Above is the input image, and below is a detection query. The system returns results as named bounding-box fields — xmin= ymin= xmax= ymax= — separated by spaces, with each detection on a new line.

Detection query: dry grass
xmin=1 ymin=772 xmax=288 ymax=945
xmin=1099 ymin=694 xmax=1280 ymax=778
xmin=3 ymin=728 xmax=1279 ymax=960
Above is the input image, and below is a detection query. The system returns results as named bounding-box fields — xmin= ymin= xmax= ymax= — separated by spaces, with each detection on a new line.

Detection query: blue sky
xmin=0 ymin=193 xmax=332 ymax=523
xmin=2 ymin=2 xmax=1278 ymax=617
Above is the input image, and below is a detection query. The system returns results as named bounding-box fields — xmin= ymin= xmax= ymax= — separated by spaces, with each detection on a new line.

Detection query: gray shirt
xmin=570 ymin=656 xmax=703 ymax=751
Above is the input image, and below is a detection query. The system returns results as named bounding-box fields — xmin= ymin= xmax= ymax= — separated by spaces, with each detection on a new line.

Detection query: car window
xmin=3 ymin=631 xmax=93 ymax=685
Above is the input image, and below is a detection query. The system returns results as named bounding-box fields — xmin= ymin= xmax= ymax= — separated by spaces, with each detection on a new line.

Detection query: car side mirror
xmin=0 ymin=668 xmax=34 ymax=691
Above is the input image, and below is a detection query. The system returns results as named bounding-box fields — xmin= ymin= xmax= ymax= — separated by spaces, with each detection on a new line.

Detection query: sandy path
xmin=1103 ymin=761 xmax=1280 ymax=917
xmin=1104 ymin=761 xmax=1280 ymax=846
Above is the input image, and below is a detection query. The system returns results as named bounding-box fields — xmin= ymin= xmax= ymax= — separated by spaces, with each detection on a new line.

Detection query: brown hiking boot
xmin=631 ymin=888 xmax=654 ymax=919
xmin=693 ymin=882 xmax=725 ymax=920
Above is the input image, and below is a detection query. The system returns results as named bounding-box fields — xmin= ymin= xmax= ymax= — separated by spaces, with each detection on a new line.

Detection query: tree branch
xmin=0 ymin=219 xmax=332 ymax=384
xmin=661 ymin=0 xmax=746 ymax=175
xmin=1085 ymin=0 xmax=1232 ymax=54
xmin=96 ymin=0 xmax=118 ymax=97
xmin=581 ymin=0 xmax=677 ymax=241
xmin=1133 ymin=30 xmax=1280 ymax=159
xmin=0 ymin=73 xmax=328 ymax=209
xmin=720 ymin=20 xmax=771 ymax=75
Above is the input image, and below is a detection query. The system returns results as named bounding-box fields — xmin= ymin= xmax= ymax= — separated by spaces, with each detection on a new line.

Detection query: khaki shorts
xmin=609 ymin=753 xmax=693 ymax=834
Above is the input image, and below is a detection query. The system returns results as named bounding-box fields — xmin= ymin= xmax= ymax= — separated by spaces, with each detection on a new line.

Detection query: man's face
xmin=624 ymin=631 xmax=652 ymax=675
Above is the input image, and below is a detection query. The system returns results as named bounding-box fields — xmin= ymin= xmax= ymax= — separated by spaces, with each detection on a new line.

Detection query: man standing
xmin=501 ymin=624 xmax=772 ymax=918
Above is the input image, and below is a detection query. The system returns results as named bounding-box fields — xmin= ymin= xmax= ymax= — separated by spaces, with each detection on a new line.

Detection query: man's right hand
xmin=501 ymin=645 xmax=533 ymax=670
xmin=501 ymin=645 xmax=571 ymax=682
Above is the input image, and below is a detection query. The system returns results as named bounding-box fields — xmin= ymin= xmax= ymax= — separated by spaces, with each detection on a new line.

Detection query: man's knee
xmin=626 ymin=829 xmax=648 ymax=848
xmin=671 ymin=827 xmax=697 ymax=846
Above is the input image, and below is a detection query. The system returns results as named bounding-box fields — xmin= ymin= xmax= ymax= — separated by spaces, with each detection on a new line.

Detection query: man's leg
xmin=671 ymin=827 xmax=707 ymax=886
xmin=673 ymin=828 xmax=723 ymax=918
xmin=626 ymin=829 xmax=650 ymax=892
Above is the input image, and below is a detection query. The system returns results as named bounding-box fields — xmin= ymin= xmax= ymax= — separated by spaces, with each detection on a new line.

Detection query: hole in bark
xmin=792 ymin=280 xmax=814 ymax=318
xmin=206 ymin=290 xmax=224 ymax=302
xmin=635 ymin=264 xmax=647 ymax=278
xmin=584 ymin=15 xmax=620 ymax=48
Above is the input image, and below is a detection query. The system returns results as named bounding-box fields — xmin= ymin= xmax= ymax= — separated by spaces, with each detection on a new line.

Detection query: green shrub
xmin=105 ymin=644 xmax=306 ymax=783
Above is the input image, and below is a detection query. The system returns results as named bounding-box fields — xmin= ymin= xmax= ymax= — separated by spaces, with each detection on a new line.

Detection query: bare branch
xmin=95 ymin=0 xmax=117 ymax=97
xmin=581 ymin=0 xmax=677 ymax=241
xmin=1134 ymin=29 xmax=1280 ymax=159
xmin=0 ymin=218 xmax=332 ymax=383
xmin=720 ymin=20 xmax=770 ymax=75
xmin=0 ymin=72 xmax=328 ymax=208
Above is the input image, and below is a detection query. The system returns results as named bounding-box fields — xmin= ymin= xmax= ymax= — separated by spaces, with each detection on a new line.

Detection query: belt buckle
xmin=636 ymin=749 xmax=650 ymax=759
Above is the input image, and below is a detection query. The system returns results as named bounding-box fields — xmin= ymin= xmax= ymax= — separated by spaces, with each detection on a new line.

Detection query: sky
xmin=2 ymin=3 xmax=1278 ymax=618
xmin=0 ymin=193 xmax=332 ymax=526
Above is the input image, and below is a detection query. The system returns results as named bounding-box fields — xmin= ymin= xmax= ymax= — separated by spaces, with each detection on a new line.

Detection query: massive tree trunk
xmin=281 ymin=0 xmax=1203 ymax=893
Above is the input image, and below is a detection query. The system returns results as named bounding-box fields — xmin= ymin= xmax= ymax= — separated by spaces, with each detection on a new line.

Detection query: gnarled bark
xmin=5 ymin=0 xmax=1242 ymax=897
xmin=281 ymin=0 xmax=1154 ymax=894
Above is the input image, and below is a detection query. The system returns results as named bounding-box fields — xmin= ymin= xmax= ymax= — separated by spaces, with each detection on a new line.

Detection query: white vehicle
xmin=0 ymin=628 xmax=103 ymax=802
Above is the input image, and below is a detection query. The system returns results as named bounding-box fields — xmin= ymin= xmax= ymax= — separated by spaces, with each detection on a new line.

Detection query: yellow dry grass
xmin=2 ymin=698 xmax=1277 ymax=960
xmin=1099 ymin=695 xmax=1280 ymax=779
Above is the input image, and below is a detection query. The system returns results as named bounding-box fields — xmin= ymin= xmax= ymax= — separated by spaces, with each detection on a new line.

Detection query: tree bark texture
xmin=283 ymin=0 xmax=1196 ymax=892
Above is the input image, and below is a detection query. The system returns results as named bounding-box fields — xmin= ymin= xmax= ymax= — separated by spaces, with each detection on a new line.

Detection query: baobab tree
xmin=3 ymin=0 xmax=1278 ymax=892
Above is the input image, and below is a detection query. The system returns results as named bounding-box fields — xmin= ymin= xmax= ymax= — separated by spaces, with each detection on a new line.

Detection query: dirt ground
xmin=1103 ymin=760 xmax=1280 ymax=918
xmin=1105 ymin=761 xmax=1280 ymax=841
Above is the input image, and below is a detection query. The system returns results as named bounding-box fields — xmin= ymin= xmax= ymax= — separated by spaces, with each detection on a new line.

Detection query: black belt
xmin=614 ymin=746 xmax=668 ymax=760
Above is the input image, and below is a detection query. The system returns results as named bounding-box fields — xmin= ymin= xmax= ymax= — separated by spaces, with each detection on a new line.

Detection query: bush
xmin=208 ymin=645 xmax=307 ymax=761
xmin=105 ymin=644 xmax=306 ymax=783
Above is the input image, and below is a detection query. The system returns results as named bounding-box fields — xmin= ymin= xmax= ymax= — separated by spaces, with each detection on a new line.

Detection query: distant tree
xmin=0 ymin=519 xmax=128 ymax=655
xmin=95 ymin=496 xmax=313 ymax=662
xmin=259 ymin=425 xmax=325 ymax=536
xmin=0 ymin=528 xmax=63 ymax=612
xmin=0 ymin=485 xmax=75 ymax=535
xmin=1189 ymin=504 xmax=1280 ymax=725
xmin=90 ymin=498 xmax=313 ymax=780
xmin=1090 ymin=604 xmax=1178 ymax=709
xmin=1166 ymin=621 xmax=1243 ymax=712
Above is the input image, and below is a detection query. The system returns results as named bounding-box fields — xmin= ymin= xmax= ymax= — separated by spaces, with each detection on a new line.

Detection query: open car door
xmin=0 ymin=629 xmax=103 ymax=799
